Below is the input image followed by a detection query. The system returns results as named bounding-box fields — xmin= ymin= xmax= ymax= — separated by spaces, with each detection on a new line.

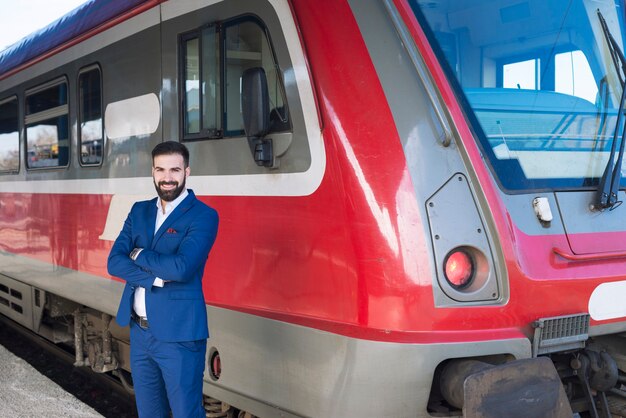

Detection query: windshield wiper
xmin=595 ymin=10 xmax=626 ymax=210
xmin=598 ymin=10 xmax=626 ymax=87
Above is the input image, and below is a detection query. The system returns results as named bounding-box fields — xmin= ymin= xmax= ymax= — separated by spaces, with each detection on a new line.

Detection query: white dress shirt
xmin=133 ymin=189 xmax=189 ymax=318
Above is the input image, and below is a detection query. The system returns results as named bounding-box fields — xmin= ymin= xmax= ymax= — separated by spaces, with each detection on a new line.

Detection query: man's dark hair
xmin=152 ymin=141 xmax=190 ymax=167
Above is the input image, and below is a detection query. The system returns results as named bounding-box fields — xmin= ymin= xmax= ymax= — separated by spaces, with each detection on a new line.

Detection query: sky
xmin=0 ymin=0 xmax=88 ymax=51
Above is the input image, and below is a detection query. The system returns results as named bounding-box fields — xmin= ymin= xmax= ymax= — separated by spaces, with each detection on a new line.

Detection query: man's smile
xmin=159 ymin=182 xmax=178 ymax=190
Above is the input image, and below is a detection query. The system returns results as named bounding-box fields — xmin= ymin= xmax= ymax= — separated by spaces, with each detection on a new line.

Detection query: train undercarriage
xmin=0 ymin=273 xmax=255 ymax=418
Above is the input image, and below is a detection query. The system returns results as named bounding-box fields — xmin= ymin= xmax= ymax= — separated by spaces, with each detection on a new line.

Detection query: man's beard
xmin=154 ymin=177 xmax=186 ymax=202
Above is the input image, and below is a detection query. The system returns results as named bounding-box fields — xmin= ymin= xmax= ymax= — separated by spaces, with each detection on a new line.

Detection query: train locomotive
xmin=1 ymin=0 xmax=626 ymax=416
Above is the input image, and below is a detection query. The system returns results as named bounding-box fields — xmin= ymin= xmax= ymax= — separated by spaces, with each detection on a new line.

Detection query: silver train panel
xmin=205 ymin=304 xmax=530 ymax=418
xmin=0 ymin=8 xmax=161 ymax=90
xmin=0 ymin=251 xmax=122 ymax=316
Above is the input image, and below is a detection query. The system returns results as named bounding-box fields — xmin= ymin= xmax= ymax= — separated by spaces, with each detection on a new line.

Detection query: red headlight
xmin=444 ymin=249 xmax=474 ymax=289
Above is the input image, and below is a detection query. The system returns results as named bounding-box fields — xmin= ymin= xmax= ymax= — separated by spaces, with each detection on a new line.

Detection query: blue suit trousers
xmin=130 ymin=320 xmax=207 ymax=418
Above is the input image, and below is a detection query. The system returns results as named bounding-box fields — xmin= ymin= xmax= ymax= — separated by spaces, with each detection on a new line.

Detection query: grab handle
xmin=553 ymin=247 xmax=626 ymax=262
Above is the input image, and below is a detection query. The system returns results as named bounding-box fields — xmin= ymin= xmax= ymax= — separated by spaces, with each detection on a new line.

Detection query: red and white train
xmin=1 ymin=0 xmax=626 ymax=416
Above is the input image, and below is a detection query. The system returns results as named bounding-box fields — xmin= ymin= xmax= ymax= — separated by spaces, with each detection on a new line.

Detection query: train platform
xmin=0 ymin=343 xmax=103 ymax=417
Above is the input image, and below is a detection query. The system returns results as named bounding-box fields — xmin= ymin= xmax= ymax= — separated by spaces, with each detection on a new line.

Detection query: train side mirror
xmin=242 ymin=67 xmax=273 ymax=167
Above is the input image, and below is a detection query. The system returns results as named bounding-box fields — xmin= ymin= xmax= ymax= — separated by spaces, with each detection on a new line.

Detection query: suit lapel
xmin=151 ymin=191 xmax=196 ymax=248
xmin=144 ymin=198 xmax=158 ymax=248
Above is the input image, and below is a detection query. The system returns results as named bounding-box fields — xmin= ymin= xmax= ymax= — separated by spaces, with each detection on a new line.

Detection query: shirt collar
xmin=156 ymin=188 xmax=189 ymax=214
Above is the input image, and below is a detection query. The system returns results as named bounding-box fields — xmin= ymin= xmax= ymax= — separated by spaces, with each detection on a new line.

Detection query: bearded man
xmin=108 ymin=141 xmax=219 ymax=418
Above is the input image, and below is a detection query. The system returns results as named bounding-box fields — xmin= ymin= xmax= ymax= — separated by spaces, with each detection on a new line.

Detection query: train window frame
xmin=24 ymin=77 xmax=70 ymax=171
xmin=178 ymin=15 xmax=291 ymax=142
xmin=0 ymin=95 xmax=20 ymax=175
xmin=77 ymin=64 xmax=104 ymax=167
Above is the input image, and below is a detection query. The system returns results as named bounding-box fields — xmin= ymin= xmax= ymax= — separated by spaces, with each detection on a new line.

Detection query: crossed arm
xmin=107 ymin=208 xmax=156 ymax=288
xmin=133 ymin=209 xmax=218 ymax=282
xmin=107 ymin=206 xmax=218 ymax=285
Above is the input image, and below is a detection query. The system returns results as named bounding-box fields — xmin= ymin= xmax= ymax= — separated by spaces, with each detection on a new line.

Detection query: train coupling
xmin=439 ymin=357 xmax=572 ymax=417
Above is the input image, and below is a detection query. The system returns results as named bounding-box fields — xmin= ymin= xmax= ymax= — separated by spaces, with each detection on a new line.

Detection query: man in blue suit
xmin=108 ymin=141 xmax=219 ymax=418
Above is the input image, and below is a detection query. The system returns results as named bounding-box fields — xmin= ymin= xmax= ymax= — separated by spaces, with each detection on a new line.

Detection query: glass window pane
xmin=224 ymin=20 xmax=289 ymax=134
xmin=202 ymin=28 xmax=220 ymax=135
xmin=79 ymin=68 xmax=103 ymax=165
xmin=185 ymin=37 xmax=200 ymax=134
xmin=555 ymin=50 xmax=598 ymax=104
xmin=26 ymin=117 xmax=69 ymax=169
xmin=26 ymin=83 xmax=67 ymax=115
xmin=503 ymin=59 xmax=538 ymax=90
xmin=263 ymin=32 xmax=289 ymax=132
xmin=26 ymin=81 xmax=69 ymax=169
xmin=413 ymin=0 xmax=626 ymax=191
xmin=0 ymin=98 xmax=19 ymax=173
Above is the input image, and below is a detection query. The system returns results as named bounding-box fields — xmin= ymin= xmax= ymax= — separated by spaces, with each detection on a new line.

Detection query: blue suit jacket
xmin=107 ymin=190 xmax=218 ymax=342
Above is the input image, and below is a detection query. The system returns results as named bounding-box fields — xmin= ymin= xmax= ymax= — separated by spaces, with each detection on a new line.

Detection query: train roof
xmin=0 ymin=0 xmax=157 ymax=80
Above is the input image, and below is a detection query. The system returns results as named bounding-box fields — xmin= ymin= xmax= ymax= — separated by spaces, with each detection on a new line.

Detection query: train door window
xmin=182 ymin=29 xmax=221 ymax=138
xmin=78 ymin=66 xmax=103 ymax=166
xmin=0 ymin=97 xmax=19 ymax=174
xmin=183 ymin=36 xmax=201 ymax=134
xmin=180 ymin=17 xmax=289 ymax=140
xmin=25 ymin=78 xmax=69 ymax=169
xmin=202 ymin=28 xmax=221 ymax=135
xmin=224 ymin=19 xmax=288 ymax=135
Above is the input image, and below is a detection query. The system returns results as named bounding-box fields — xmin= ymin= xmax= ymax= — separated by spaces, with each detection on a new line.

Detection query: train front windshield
xmin=411 ymin=0 xmax=626 ymax=191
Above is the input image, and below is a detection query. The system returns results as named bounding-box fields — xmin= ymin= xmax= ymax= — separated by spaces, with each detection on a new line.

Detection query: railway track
xmin=0 ymin=314 xmax=137 ymax=418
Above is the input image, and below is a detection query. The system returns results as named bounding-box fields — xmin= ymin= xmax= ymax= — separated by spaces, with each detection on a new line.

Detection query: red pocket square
xmin=166 ymin=228 xmax=177 ymax=234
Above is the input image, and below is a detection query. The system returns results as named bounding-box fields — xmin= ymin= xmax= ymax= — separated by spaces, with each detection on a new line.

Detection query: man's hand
xmin=130 ymin=248 xmax=166 ymax=287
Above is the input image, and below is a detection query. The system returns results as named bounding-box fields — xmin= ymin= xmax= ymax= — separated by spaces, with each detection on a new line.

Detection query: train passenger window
xmin=25 ymin=78 xmax=69 ymax=169
xmin=78 ymin=66 xmax=103 ymax=166
xmin=180 ymin=17 xmax=289 ymax=140
xmin=0 ymin=96 xmax=19 ymax=174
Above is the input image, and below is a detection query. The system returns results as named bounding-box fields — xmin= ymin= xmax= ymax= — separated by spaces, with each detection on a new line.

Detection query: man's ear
xmin=185 ymin=166 xmax=191 ymax=178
